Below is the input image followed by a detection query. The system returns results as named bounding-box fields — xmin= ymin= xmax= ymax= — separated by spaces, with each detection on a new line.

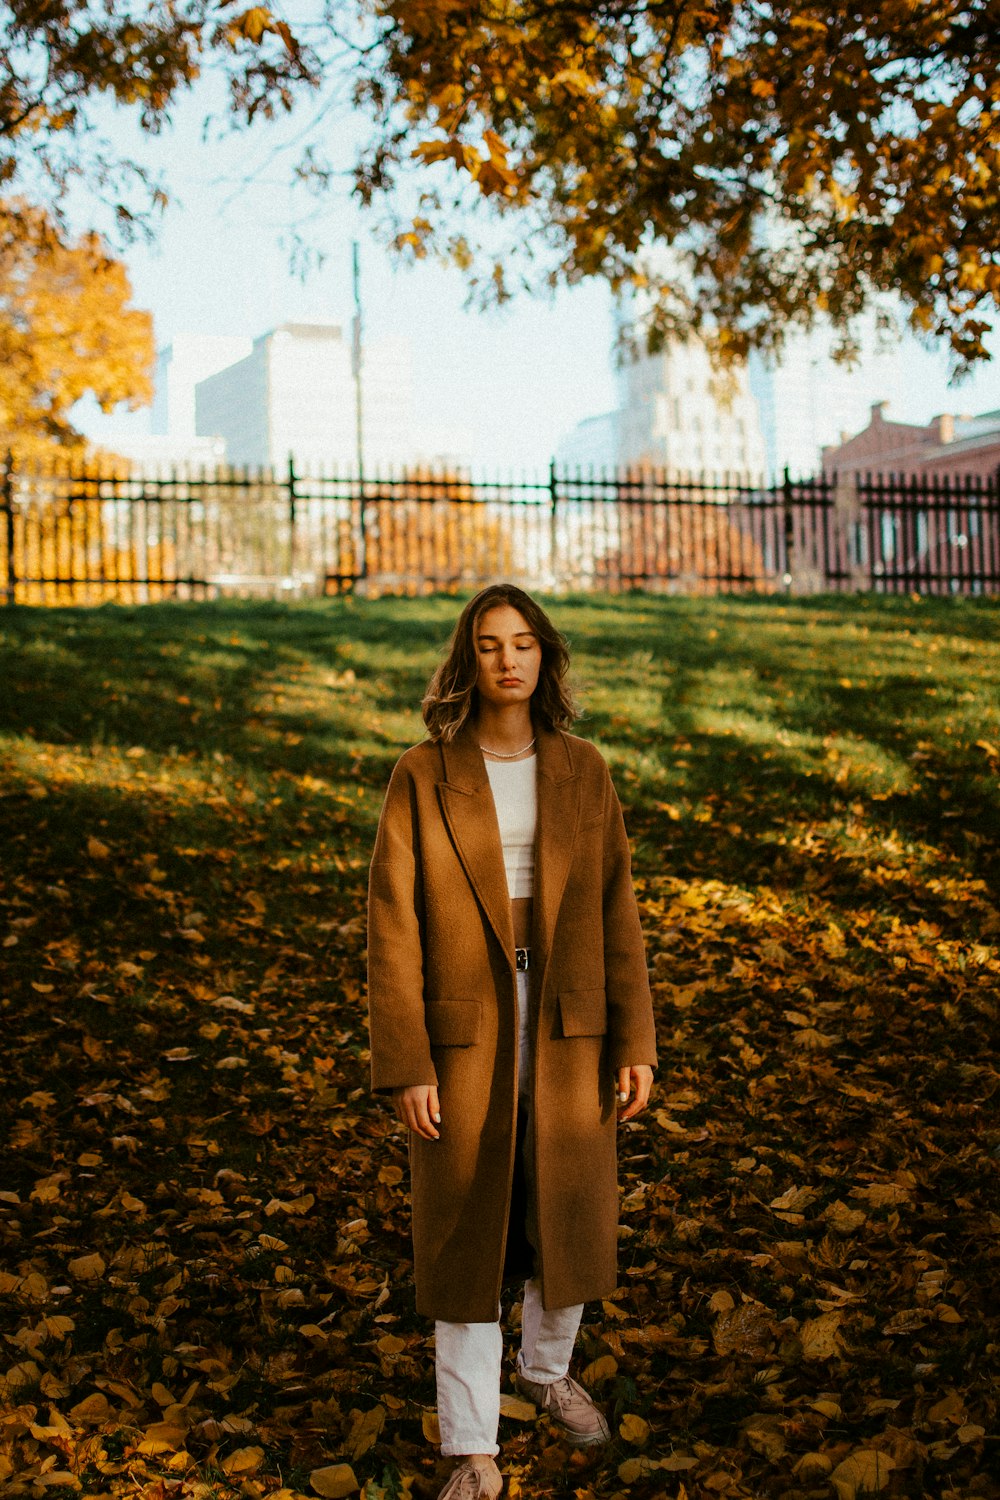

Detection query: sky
xmin=71 ymin=55 xmax=1000 ymax=473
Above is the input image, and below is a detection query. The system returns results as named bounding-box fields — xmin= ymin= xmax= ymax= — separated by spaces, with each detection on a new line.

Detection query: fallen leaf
xmin=498 ymin=1393 xmax=536 ymax=1420
xmin=221 ymin=1445 xmax=265 ymax=1475
xmin=310 ymin=1463 xmax=359 ymax=1498
xmin=829 ymin=1449 xmax=895 ymax=1499
xmin=619 ymin=1413 xmax=650 ymax=1445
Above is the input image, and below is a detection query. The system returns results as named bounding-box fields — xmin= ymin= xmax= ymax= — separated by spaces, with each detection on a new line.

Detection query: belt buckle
xmin=515 ymin=947 xmax=530 ymax=972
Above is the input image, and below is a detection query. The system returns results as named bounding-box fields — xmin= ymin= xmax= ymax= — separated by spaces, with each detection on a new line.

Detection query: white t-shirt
xmin=484 ymin=753 xmax=537 ymax=900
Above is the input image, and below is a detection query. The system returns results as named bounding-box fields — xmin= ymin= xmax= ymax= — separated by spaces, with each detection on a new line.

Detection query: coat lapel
xmin=437 ymin=717 xmax=515 ymax=958
xmin=436 ymin=715 xmax=580 ymax=973
xmin=531 ymin=721 xmax=581 ymax=978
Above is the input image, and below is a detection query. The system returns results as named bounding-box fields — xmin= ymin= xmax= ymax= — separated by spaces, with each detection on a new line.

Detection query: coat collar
xmin=435 ymin=714 xmax=580 ymax=972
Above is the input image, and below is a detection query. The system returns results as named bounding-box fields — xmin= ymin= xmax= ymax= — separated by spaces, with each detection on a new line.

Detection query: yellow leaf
xmin=69 ymin=1392 xmax=111 ymax=1424
xmin=87 ymin=836 xmax=111 ymax=859
xmin=376 ymin=1335 xmax=406 ymax=1356
xmin=421 ymin=1410 xmax=441 ymax=1444
xmin=348 ymin=1404 xmax=385 ymax=1460
xmin=580 ymin=1354 xmax=617 ymax=1387
xmin=232 ymin=6 xmax=273 ymax=44
xmin=31 ymin=1173 xmax=68 ymax=1203
xmin=310 ymin=1466 xmax=358 ymax=1499
xmin=2 ymin=1360 xmax=42 ymax=1394
xmin=619 ymin=1413 xmax=650 ymax=1446
xmin=498 ymin=1393 xmax=536 ymax=1420
xmin=829 ymin=1449 xmax=895 ymax=1499
xmin=617 ymin=1457 xmax=661 ymax=1483
xmin=378 ymin=1165 xmax=404 ymax=1187
xmin=221 ymin=1445 xmax=265 ymax=1476
xmin=24 ymin=1091 xmax=57 ymax=1109
xmin=120 ymin=1192 xmax=146 ymax=1212
xmin=40 ymin=1316 xmax=75 ymax=1340
xmin=927 ymin=1390 xmax=965 ymax=1424
xmin=140 ymin=1422 xmax=188 ymax=1452
xmin=68 ymin=1252 xmax=105 ymax=1280
xmin=792 ymin=1452 xmax=833 ymax=1477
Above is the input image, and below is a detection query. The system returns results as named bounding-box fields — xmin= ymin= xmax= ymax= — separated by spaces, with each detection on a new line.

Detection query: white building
xmin=194 ymin=322 xmax=415 ymax=471
xmin=151 ymin=335 xmax=254 ymax=440
xmin=615 ymin=336 xmax=767 ymax=477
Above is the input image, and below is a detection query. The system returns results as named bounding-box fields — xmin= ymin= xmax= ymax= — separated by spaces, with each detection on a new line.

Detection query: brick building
xmin=822 ymin=401 xmax=1000 ymax=482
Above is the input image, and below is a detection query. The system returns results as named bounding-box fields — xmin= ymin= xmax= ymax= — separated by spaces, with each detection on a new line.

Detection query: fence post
xmin=287 ymin=453 xmax=297 ymax=589
xmin=781 ymin=465 xmax=794 ymax=592
xmin=1 ymin=451 xmax=15 ymax=607
xmin=356 ymin=466 xmax=368 ymax=587
xmin=549 ymin=458 xmax=559 ymax=588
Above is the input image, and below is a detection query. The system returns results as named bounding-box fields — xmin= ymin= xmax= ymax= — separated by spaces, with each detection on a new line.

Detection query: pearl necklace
xmin=479 ymin=736 xmax=536 ymax=759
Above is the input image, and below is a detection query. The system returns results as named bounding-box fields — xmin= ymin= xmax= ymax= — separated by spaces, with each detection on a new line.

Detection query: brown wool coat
xmin=365 ymin=714 xmax=658 ymax=1323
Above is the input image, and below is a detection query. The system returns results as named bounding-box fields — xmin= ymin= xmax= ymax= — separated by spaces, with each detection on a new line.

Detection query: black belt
xmin=515 ymin=947 xmax=530 ymax=971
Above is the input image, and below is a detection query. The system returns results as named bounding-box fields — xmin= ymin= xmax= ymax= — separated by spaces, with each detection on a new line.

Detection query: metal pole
xmin=2 ymin=451 xmax=16 ymax=606
xmin=549 ymin=457 xmax=559 ymax=589
xmin=782 ymin=464 xmax=794 ymax=593
xmin=352 ymin=239 xmax=367 ymax=582
xmin=287 ymin=452 xmax=297 ymax=588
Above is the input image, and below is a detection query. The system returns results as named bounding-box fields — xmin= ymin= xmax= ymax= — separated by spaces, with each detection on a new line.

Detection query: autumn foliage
xmin=1 ymin=593 xmax=998 ymax=1500
xmin=0 ymin=204 xmax=154 ymax=462
xmin=2 ymin=4 xmax=998 ymax=368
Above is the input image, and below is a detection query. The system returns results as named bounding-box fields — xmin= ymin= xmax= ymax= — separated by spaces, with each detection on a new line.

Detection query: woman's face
xmin=473 ymin=603 xmax=543 ymax=711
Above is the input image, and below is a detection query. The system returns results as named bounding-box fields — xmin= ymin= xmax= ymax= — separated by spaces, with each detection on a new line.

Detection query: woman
xmin=366 ymin=583 xmax=657 ymax=1500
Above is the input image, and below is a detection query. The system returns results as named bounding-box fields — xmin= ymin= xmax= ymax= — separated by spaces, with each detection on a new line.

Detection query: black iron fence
xmin=2 ymin=455 xmax=999 ymax=604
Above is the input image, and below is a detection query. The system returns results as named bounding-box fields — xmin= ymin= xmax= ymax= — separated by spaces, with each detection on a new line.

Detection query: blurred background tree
xmin=2 ymin=2 xmax=997 ymax=376
xmin=0 ymin=203 xmax=154 ymax=463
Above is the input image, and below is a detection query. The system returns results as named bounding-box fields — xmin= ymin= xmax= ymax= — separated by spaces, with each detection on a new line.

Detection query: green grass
xmin=1 ymin=591 xmax=998 ymax=1500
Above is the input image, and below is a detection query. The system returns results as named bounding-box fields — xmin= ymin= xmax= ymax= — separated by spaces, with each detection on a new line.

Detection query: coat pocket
xmin=557 ymin=988 xmax=608 ymax=1037
xmin=425 ymin=999 xmax=482 ymax=1047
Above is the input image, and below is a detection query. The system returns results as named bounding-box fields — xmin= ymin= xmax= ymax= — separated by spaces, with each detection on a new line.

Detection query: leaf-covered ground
xmin=1 ymin=592 xmax=998 ymax=1500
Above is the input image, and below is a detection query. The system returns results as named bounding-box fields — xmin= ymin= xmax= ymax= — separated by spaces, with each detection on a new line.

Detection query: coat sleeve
xmin=601 ymin=764 xmax=658 ymax=1072
xmin=366 ymin=757 xmax=438 ymax=1093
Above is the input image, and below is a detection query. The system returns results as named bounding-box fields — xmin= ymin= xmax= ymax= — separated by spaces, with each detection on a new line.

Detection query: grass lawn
xmin=1 ymin=591 xmax=998 ymax=1500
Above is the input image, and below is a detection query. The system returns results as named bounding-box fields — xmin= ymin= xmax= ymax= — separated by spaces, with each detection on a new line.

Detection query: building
xmin=194 ymin=322 xmax=415 ymax=471
xmin=151 ymin=335 xmax=254 ymax=440
xmin=615 ymin=336 xmax=766 ymax=477
xmin=822 ymin=401 xmax=1000 ymax=482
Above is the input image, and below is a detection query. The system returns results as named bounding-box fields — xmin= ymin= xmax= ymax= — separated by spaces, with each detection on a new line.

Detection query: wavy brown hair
xmin=422 ymin=584 xmax=577 ymax=742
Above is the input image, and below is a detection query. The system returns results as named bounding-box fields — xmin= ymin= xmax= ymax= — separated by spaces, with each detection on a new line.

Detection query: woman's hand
xmin=616 ymin=1065 xmax=653 ymax=1122
xmin=392 ymin=1084 xmax=441 ymax=1141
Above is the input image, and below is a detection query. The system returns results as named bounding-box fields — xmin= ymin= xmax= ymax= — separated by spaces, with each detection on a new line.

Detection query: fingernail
xmin=618 ymin=1092 xmax=629 ymax=1102
xmin=432 ymin=1113 xmax=441 ymax=1123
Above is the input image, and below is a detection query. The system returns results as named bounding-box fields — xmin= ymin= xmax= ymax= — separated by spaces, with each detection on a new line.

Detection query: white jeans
xmin=435 ymin=971 xmax=585 ymax=1457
